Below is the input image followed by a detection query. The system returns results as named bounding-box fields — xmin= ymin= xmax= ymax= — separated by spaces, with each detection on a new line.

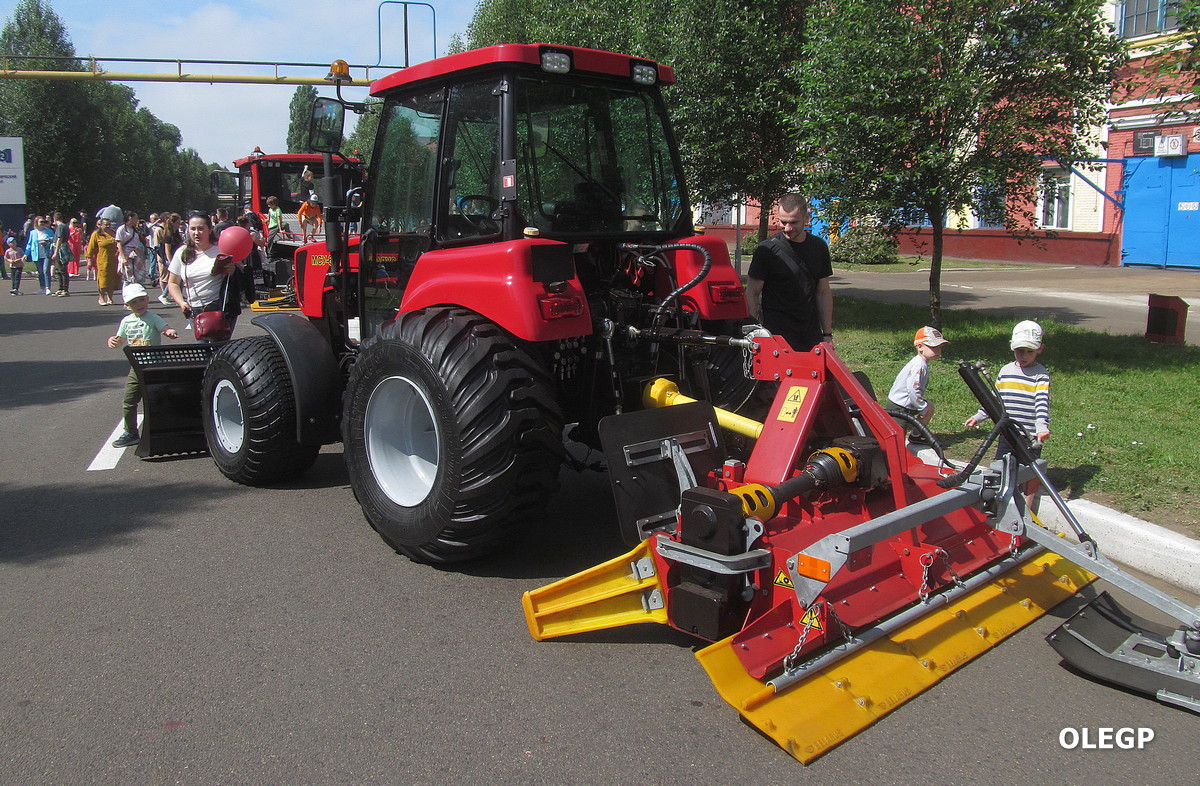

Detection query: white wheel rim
xmin=211 ymin=378 xmax=245 ymax=454
xmin=364 ymin=375 xmax=440 ymax=507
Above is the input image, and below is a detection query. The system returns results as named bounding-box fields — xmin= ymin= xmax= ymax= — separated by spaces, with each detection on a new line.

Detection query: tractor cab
xmin=313 ymin=45 xmax=694 ymax=343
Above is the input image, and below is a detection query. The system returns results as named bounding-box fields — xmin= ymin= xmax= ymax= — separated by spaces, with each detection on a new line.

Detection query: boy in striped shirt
xmin=965 ymin=320 xmax=1050 ymax=507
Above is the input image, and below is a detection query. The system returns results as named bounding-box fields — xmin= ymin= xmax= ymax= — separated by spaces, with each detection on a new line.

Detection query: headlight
xmin=541 ymin=52 xmax=572 ymax=74
xmin=631 ymin=64 xmax=657 ymax=85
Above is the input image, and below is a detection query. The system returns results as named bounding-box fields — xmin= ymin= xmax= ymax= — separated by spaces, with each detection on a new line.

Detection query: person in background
xmin=116 ymin=211 xmax=146 ymax=285
xmin=297 ymin=194 xmax=321 ymax=243
xmin=744 ymin=194 xmax=833 ymax=352
xmin=156 ymin=213 xmax=181 ymax=304
xmin=67 ymin=217 xmax=84 ymax=278
xmin=167 ymin=212 xmax=242 ymax=340
xmin=964 ymin=320 xmax=1051 ymax=509
xmin=24 ymin=216 xmax=55 ymax=295
xmin=145 ymin=213 xmax=161 ymax=285
xmin=50 ymin=211 xmax=71 ymax=296
xmin=888 ymin=326 xmax=950 ymax=445
xmin=107 ymin=282 xmax=179 ymax=449
xmin=6 ymin=236 xmax=24 ymax=293
xmin=87 ymin=216 xmax=121 ymax=305
xmin=0 ymin=219 xmax=7 ymax=281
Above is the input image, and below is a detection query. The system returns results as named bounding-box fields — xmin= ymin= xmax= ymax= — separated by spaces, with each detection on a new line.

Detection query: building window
xmin=1039 ymin=170 xmax=1071 ymax=229
xmin=1122 ymin=0 xmax=1177 ymax=38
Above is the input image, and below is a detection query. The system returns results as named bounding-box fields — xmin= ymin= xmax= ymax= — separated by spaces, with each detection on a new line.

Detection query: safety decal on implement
xmin=774 ymin=570 xmax=795 ymax=588
xmin=776 ymin=386 xmax=808 ymax=423
xmin=799 ymin=606 xmax=823 ymax=631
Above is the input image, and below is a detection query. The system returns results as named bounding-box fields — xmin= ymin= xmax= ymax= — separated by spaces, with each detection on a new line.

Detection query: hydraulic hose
xmin=620 ymin=242 xmax=713 ymax=322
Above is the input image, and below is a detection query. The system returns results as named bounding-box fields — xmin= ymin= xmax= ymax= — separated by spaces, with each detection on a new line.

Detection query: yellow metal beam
xmin=0 ymin=69 xmax=372 ymax=86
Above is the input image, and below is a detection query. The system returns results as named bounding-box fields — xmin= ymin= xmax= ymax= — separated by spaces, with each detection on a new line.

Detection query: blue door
xmin=1122 ymin=153 xmax=1200 ymax=269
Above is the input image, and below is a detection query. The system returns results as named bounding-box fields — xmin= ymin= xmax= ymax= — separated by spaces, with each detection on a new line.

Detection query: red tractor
xmin=141 ymin=44 xmax=753 ymax=563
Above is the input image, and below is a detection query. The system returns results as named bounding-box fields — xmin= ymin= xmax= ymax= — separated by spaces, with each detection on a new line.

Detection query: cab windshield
xmin=515 ymin=77 xmax=685 ymax=236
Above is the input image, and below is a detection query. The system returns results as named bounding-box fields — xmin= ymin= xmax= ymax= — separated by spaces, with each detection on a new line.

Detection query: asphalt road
xmin=833 ymin=262 xmax=1200 ymax=344
xmin=2 ymin=279 xmax=1197 ymax=785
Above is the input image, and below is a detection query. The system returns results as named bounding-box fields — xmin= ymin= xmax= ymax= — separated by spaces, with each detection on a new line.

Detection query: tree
xmin=666 ymin=0 xmax=809 ymax=239
xmin=0 ymin=0 xmax=224 ymax=216
xmin=286 ymin=84 xmax=319 ymax=153
xmin=796 ymin=0 xmax=1125 ymax=327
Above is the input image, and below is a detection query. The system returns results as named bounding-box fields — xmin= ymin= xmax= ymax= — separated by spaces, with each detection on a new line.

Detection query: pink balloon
xmin=218 ymin=225 xmax=254 ymax=260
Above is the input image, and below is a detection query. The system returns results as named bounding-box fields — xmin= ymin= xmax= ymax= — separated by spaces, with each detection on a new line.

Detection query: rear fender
xmin=399 ymin=239 xmax=591 ymax=342
xmin=250 ymin=312 xmax=341 ymax=445
xmin=658 ymin=234 xmax=748 ymax=321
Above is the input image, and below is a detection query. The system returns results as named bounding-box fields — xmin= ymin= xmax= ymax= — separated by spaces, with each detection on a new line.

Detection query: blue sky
xmin=2 ymin=0 xmax=477 ymax=167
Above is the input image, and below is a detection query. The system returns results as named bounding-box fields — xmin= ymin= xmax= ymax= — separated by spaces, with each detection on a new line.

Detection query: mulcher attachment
xmin=124 ymin=343 xmax=222 ymax=457
xmin=1048 ymin=592 xmax=1200 ymax=713
xmin=522 ymin=337 xmax=1200 ymax=763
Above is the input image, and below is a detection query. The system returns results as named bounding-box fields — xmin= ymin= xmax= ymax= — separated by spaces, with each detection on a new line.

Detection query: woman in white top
xmin=167 ymin=212 xmax=240 ymax=339
xmin=115 ymin=211 xmax=146 ymax=285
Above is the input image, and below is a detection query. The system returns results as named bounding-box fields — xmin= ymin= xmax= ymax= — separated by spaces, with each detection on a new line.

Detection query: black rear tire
xmin=203 ymin=336 xmax=320 ymax=485
xmin=343 ymin=307 xmax=563 ymax=563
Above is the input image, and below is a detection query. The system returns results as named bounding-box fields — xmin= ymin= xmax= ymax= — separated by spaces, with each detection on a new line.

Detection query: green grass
xmin=832 ymin=295 xmax=1200 ymax=538
xmin=735 ymin=254 xmax=1037 ymax=274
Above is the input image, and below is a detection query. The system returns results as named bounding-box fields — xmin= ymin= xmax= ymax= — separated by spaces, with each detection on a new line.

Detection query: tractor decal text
xmin=309 ymin=254 xmax=332 ymax=267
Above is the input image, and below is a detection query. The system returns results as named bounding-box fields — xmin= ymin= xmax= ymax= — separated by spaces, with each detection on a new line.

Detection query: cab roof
xmin=369 ymin=43 xmax=675 ymax=96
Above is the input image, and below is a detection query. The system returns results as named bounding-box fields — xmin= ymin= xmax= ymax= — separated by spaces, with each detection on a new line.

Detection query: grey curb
xmin=910 ymin=445 xmax=1200 ymax=595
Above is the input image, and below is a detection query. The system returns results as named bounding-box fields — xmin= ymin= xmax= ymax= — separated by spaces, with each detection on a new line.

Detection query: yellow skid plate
xmin=695 ymin=552 xmax=1095 ymax=763
xmin=249 ymin=298 xmax=300 ymax=312
xmin=523 ymin=539 xmax=669 ymax=641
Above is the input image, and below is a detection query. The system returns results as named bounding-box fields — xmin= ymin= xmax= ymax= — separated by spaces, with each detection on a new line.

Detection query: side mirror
xmin=309 ymin=97 xmax=346 ymax=153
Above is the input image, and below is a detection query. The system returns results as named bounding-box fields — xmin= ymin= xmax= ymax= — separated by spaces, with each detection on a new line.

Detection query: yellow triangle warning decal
xmin=774 ymin=570 xmax=794 ymax=588
xmin=799 ymin=606 xmax=824 ymax=631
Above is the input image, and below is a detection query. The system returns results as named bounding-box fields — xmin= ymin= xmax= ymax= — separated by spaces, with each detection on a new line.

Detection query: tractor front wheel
xmin=202 ymin=336 xmax=320 ymax=485
xmin=343 ymin=307 xmax=563 ymax=563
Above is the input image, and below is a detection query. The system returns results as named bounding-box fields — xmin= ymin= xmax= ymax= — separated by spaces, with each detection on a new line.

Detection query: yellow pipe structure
xmin=644 ymin=378 xmax=764 ymax=440
xmin=0 ymin=70 xmax=373 ymax=86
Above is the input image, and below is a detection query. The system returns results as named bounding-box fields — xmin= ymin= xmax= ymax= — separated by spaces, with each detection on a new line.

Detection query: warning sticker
xmin=776 ymin=385 xmax=808 ymax=423
xmin=799 ymin=606 xmax=824 ymax=631
xmin=774 ymin=570 xmax=794 ymax=588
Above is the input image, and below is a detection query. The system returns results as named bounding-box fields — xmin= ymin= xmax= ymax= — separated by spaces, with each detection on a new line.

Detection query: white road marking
xmin=87 ymin=415 xmax=143 ymax=471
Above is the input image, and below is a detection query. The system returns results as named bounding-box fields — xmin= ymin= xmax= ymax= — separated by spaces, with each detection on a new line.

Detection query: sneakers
xmin=44 ymin=287 xmax=52 ymax=295
xmin=158 ymin=293 xmax=172 ymax=305
xmin=111 ymin=431 xmax=140 ymax=448
xmin=906 ymin=431 xmax=932 ymax=446
xmin=52 ymin=290 xmax=69 ymax=297
xmin=9 ymin=290 xmax=20 ymax=295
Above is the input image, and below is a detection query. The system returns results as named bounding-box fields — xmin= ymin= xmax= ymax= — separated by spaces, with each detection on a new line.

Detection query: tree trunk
xmin=928 ymin=209 xmax=944 ymax=329
xmin=757 ymin=193 xmax=772 ymax=240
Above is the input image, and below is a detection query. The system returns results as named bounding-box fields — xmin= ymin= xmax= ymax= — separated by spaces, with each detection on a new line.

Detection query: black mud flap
xmin=1046 ymin=591 xmax=1200 ymax=713
xmin=124 ymin=343 xmax=223 ymax=458
xmin=599 ymin=402 xmax=724 ymax=546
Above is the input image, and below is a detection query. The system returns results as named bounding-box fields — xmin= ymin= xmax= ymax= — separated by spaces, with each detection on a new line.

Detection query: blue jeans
xmin=9 ymin=267 xmax=20 ymax=291
xmin=37 ymin=257 xmax=53 ymax=291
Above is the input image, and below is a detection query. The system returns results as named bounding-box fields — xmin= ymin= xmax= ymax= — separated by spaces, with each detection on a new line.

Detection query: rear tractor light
xmin=539 ymin=292 xmax=584 ymax=320
xmin=709 ymin=283 xmax=744 ymax=303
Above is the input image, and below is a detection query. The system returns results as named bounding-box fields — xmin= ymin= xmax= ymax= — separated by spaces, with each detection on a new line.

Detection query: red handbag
xmin=193 ymin=309 xmax=232 ymax=341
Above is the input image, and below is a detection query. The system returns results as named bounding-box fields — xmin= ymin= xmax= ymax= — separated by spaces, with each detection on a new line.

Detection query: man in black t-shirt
xmin=745 ymin=194 xmax=833 ymax=352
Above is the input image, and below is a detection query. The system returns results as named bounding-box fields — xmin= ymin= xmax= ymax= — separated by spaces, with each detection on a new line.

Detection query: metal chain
xmin=939 ymin=548 xmax=967 ymax=588
xmin=918 ymin=551 xmax=936 ymax=601
xmin=783 ymin=602 xmax=821 ymax=673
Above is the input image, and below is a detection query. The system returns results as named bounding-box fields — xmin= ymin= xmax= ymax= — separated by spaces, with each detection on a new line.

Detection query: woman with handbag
xmin=166 ymin=212 xmax=241 ymax=342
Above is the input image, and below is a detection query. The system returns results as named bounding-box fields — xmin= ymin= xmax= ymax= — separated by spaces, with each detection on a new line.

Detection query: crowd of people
xmin=4 ymin=205 xmax=266 ymax=310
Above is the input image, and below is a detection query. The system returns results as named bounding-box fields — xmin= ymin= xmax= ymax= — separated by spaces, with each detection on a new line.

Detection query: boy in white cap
xmin=106 ymin=283 xmax=179 ymax=448
xmin=888 ymin=326 xmax=950 ymax=441
xmin=965 ymin=320 xmax=1051 ymax=507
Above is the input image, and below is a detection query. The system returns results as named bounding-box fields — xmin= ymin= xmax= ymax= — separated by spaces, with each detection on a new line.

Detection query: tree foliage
xmin=796 ymin=0 xmax=1125 ymax=326
xmin=286 ymin=84 xmax=319 ymax=153
xmin=341 ymin=99 xmax=384 ymax=163
xmin=0 ymin=0 xmax=220 ymax=216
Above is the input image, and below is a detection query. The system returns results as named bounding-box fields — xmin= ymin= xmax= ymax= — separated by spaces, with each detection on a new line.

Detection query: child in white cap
xmin=888 ymin=326 xmax=950 ymax=442
xmin=965 ymin=320 xmax=1051 ymax=507
xmin=106 ymin=283 xmax=179 ymax=448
